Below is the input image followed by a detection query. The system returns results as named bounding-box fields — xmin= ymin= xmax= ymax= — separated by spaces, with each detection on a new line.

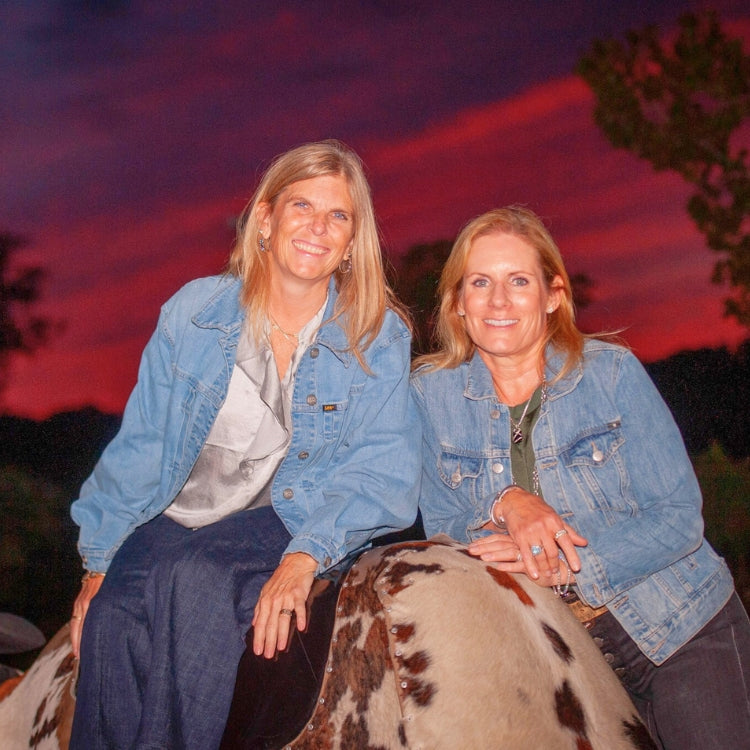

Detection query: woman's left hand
xmin=252 ymin=552 xmax=318 ymax=659
xmin=467 ymin=533 xmax=575 ymax=588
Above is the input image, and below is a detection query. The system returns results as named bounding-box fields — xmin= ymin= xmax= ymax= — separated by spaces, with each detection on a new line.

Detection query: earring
xmin=457 ymin=311 xmax=465 ymax=317
xmin=258 ymin=233 xmax=268 ymax=252
xmin=338 ymin=256 xmax=352 ymax=274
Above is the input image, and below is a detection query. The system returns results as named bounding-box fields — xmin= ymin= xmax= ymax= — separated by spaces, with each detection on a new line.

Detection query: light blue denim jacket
xmin=72 ymin=275 xmax=421 ymax=576
xmin=411 ymin=340 xmax=734 ymax=664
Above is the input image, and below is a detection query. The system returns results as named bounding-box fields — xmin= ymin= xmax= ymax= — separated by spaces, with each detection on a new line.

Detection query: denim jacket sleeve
xmin=281 ymin=316 xmax=422 ymax=573
xmin=565 ymin=348 xmax=706 ymax=602
xmin=70 ymin=299 xmax=178 ymax=572
xmin=410 ymin=367 xmax=489 ymax=543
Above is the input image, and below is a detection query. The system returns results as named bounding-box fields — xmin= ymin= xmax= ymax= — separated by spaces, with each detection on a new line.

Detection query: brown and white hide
xmin=0 ymin=624 xmax=75 ymax=750
xmin=0 ymin=539 xmax=656 ymax=750
xmin=286 ymin=538 xmax=655 ymax=750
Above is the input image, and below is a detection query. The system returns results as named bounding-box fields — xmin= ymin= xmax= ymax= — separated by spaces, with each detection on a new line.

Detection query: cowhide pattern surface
xmin=0 ymin=539 xmax=656 ymax=750
xmin=285 ymin=537 xmax=656 ymax=750
xmin=0 ymin=624 xmax=76 ymax=750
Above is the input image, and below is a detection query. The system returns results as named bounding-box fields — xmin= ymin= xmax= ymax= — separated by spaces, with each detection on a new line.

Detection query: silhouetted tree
xmin=646 ymin=341 xmax=750 ymax=459
xmin=0 ymin=466 xmax=80 ymax=639
xmin=0 ymin=232 xmax=52 ymax=395
xmin=693 ymin=443 xmax=750 ymax=609
xmin=578 ymin=10 xmax=750 ymax=325
xmin=393 ymin=240 xmax=453 ymax=354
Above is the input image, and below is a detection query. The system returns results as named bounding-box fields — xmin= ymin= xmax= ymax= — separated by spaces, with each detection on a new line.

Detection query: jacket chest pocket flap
xmin=438 ymin=451 xmax=483 ymax=490
xmin=561 ymin=420 xmax=623 ymax=468
xmin=559 ymin=420 xmax=630 ymax=512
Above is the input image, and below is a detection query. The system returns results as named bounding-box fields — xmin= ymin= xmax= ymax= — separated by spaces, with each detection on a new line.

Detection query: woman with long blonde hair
xmin=69 ymin=140 xmax=420 ymax=749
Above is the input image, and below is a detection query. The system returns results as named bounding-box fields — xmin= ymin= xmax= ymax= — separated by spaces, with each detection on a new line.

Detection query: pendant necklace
xmin=508 ymin=381 xmax=547 ymax=444
xmin=509 ymin=396 xmax=534 ymax=444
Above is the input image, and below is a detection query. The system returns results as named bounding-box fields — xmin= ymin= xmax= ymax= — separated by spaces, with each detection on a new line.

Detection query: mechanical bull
xmin=0 ymin=538 xmax=656 ymax=750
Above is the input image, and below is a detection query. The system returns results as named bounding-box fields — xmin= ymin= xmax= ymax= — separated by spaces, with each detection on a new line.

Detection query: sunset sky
xmin=3 ymin=0 xmax=749 ymax=418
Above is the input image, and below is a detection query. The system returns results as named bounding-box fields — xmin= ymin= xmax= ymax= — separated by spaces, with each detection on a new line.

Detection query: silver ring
xmin=71 ymin=615 xmax=82 ymax=620
xmin=279 ymin=608 xmax=294 ymax=617
xmin=554 ymin=529 xmax=568 ymax=540
xmin=531 ymin=544 xmax=543 ymax=556
xmin=515 ymin=552 xmax=522 ymax=562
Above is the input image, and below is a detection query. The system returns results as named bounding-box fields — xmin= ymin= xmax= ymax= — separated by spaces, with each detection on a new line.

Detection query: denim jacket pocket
xmin=320 ymin=398 xmax=349 ymax=441
xmin=438 ymin=451 xmax=483 ymax=491
xmin=559 ymin=420 xmax=631 ymax=513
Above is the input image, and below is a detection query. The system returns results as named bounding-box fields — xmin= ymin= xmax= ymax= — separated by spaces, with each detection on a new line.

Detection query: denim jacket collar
xmin=464 ymin=344 xmax=583 ymax=402
xmin=190 ymin=275 xmax=351 ymax=366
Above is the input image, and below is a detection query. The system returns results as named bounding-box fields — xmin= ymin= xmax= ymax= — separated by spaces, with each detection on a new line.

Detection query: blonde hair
xmin=229 ymin=140 xmax=405 ymax=365
xmin=414 ymin=205 xmax=584 ymax=377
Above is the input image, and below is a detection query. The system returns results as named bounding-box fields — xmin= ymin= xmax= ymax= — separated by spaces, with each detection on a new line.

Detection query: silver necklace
xmin=508 ymin=381 xmax=547 ymax=444
xmin=269 ymin=315 xmax=298 ymax=344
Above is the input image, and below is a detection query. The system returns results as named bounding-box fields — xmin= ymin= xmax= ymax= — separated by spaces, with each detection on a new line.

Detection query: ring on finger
xmin=515 ymin=552 xmax=522 ymax=562
xmin=531 ymin=544 xmax=543 ymax=556
xmin=554 ymin=529 xmax=568 ymax=540
xmin=279 ymin=608 xmax=294 ymax=617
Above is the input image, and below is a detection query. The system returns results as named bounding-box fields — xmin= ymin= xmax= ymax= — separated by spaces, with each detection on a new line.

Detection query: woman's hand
xmin=473 ymin=487 xmax=588 ymax=581
xmin=466 ymin=533 xmax=525 ymax=570
xmin=252 ymin=552 xmax=318 ymax=659
xmin=70 ymin=573 xmax=106 ymax=658
xmin=468 ymin=532 xmax=576 ymax=588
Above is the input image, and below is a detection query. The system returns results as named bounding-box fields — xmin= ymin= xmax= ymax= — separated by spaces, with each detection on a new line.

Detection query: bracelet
xmin=490 ymin=484 xmax=522 ymax=528
xmin=552 ymin=555 xmax=572 ymax=597
xmin=82 ymin=571 xmax=106 ymax=583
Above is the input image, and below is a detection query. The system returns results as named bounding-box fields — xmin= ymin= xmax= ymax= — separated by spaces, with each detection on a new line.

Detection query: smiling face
xmin=258 ymin=173 xmax=355 ymax=295
xmin=458 ymin=231 xmax=562 ymax=373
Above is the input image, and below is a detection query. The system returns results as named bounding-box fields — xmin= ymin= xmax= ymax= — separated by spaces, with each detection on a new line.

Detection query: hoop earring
xmin=338 ymin=257 xmax=351 ymax=274
xmin=258 ymin=233 xmax=268 ymax=252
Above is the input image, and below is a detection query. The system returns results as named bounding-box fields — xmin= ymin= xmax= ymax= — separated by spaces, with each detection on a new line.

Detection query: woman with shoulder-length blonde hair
xmin=69 ymin=139 xmax=421 ymax=750
xmin=420 ymin=205 xmax=582 ymax=378
xmin=412 ymin=204 xmax=750 ymax=750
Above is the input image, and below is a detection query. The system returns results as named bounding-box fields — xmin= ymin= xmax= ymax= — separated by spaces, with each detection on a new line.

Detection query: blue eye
xmin=511 ymin=276 xmax=529 ymax=286
xmin=332 ymin=211 xmax=350 ymax=221
xmin=471 ymin=278 xmax=489 ymax=288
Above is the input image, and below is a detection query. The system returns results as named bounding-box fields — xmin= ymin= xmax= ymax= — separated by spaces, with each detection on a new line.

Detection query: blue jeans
xmin=588 ymin=592 xmax=750 ymax=750
xmin=70 ymin=506 xmax=292 ymax=750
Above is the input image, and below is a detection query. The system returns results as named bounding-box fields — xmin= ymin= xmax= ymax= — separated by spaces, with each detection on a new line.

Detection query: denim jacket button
xmin=490 ymin=409 xmax=500 ymax=419
xmin=592 ymin=448 xmax=604 ymax=462
xmin=491 ymin=463 xmax=504 ymax=474
xmin=282 ymin=488 xmax=294 ymax=499
xmin=306 ymin=394 xmax=317 ymax=406
xmin=310 ymin=347 xmax=320 ymax=358
xmin=451 ymin=471 xmax=461 ymax=483
xmin=298 ymin=451 xmax=309 ymax=460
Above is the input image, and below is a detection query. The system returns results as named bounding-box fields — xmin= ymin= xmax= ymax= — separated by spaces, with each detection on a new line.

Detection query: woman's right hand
xmin=70 ymin=574 xmax=106 ymax=659
xmin=475 ymin=486 xmax=588 ymax=582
